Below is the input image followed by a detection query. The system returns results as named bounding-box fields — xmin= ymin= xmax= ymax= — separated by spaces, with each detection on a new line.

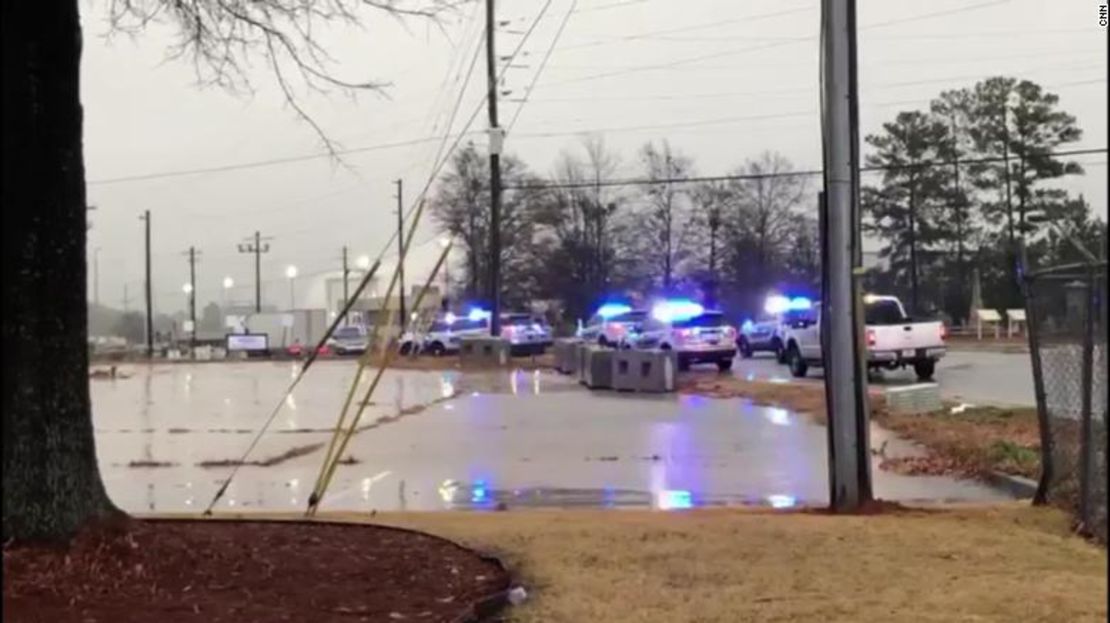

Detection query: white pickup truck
xmin=781 ymin=294 xmax=947 ymax=381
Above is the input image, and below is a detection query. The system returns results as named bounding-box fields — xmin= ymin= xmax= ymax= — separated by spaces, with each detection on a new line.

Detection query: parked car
xmin=628 ymin=300 xmax=737 ymax=372
xmin=500 ymin=312 xmax=553 ymax=355
xmin=328 ymin=325 xmax=370 ymax=356
xmin=578 ymin=304 xmax=648 ymax=347
xmin=418 ymin=312 xmax=489 ymax=356
xmin=287 ymin=339 xmax=331 ymax=358
xmin=738 ymin=296 xmax=816 ymax=362
xmin=782 ymin=294 xmax=947 ymax=381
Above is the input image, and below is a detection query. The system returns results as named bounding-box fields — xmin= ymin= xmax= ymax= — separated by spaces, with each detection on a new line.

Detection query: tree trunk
xmin=908 ymin=173 xmax=919 ymax=315
xmin=2 ymin=0 xmax=121 ymax=542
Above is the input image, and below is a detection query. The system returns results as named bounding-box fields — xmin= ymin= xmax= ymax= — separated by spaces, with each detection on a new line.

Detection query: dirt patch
xmin=678 ymin=374 xmax=1042 ymax=480
xmin=196 ymin=442 xmax=325 ymax=469
xmin=2 ymin=519 xmax=510 ymax=623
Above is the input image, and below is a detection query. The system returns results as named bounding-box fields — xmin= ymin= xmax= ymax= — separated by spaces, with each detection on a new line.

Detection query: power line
xmin=87 ymin=135 xmax=454 ymax=186
xmin=504 ymin=147 xmax=1108 ymax=190
xmin=507 ymin=0 xmax=577 ymax=133
xmin=536 ymin=0 xmax=1016 ymax=88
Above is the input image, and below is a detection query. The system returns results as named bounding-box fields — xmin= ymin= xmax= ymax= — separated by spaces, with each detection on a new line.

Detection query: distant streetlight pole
xmin=395 ymin=179 xmax=407 ymax=333
xmin=182 ymin=282 xmax=195 ymax=351
xmin=285 ymin=265 xmax=298 ymax=310
xmin=140 ymin=210 xmax=153 ymax=357
xmin=92 ymin=247 xmax=101 ymax=307
xmin=222 ymin=276 xmax=234 ymax=308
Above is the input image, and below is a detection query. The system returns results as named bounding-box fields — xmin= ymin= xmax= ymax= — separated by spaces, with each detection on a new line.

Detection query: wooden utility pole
xmin=820 ymin=0 xmax=872 ymax=512
xmin=237 ymin=231 xmax=271 ymax=313
xmin=485 ymin=0 xmax=503 ymax=336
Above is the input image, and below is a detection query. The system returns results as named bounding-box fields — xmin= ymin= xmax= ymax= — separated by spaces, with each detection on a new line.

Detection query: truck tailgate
xmin=869 ymin=321 xmax=945 ymax=354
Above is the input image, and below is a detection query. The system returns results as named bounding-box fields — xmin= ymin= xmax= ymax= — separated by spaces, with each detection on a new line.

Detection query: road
xmin=728 ymin=348 xmax=1036 ymax=407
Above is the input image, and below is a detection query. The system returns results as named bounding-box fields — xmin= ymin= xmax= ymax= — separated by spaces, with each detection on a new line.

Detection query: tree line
xmin=430 ymin=138 xmax=819 ymax=326
xmin=862 ymin=76 xmax=1104 ymax=323
xmin=429 ymin=75 xmax=1103 ymax=328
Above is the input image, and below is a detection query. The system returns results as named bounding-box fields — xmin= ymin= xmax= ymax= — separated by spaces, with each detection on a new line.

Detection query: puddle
xmin=93 ymin=362 xmax=1014 ymax=514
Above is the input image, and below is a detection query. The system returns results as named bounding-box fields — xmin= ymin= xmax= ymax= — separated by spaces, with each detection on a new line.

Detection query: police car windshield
xmin=672 ymin=312 xmax=725 ymax=328
xmin=433 ymin=318 xmax=486 ymax=332
xmin=609 ymin=311 xmax=646 ymax=323
xmin=782 ymin=308 xmax=815 ymax=323
xmin=503 ymin=314 xmax=536 ymax=326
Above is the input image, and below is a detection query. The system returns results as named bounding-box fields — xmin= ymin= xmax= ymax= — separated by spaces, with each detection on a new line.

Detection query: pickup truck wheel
xmin=914 ymin=359 xmax=936 ymax=381
xmin=716 ymin=358 xmax=733 ymax=372
xmin=428 ymin=342 xmax=446 ymax=357
xmin=738 ymin=338 xmax=753 ymax=359
xmin=399 ymin=342 xmax=413 ymax=356
xmin=788 ymin=346 xmax=808 ymax=378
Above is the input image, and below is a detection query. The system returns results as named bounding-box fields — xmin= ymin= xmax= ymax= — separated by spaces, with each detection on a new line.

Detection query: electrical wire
xmin=503 ymin=147 xmax=1109 ymax=190
xmin=507 ymin=0 xmax=577 ymax=134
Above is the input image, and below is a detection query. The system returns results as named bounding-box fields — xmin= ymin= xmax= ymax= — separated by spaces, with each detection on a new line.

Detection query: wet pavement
xmin=730 ymin=349 xmax=1036 ymax=407
xmin=92 ymin=361 xmax=1011 ymax=515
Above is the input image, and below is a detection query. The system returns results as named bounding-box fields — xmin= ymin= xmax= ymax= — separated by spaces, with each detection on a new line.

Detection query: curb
xmin=985 ymin=471 xmax=1038 ymax=498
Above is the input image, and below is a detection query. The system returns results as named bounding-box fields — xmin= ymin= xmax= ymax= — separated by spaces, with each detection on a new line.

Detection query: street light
xmin=285 ymin=265 xmax=298 ymax=310
xmin=182 ymin=283 xmax=193 ymax=294
xmin=356 ymin=255 xmax=371 ymax=270
xmin=223 ymin=276 xmax=234 ymax=289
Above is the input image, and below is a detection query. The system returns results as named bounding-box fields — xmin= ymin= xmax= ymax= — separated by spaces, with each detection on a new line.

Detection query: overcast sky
xmin=81 ymin=0 xmax=1107 ymax=314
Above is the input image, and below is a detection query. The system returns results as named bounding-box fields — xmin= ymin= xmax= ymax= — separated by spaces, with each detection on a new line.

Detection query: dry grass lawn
xmin=293 ymin=505 xmax=1109 ymax=623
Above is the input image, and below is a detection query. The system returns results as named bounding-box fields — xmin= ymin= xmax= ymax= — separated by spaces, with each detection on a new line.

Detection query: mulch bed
xmin=3 ymin=519 xmax=511 ymax=623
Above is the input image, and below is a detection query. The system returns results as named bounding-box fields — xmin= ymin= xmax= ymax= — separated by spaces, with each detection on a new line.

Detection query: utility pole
xmin=395 ymin=179 xmax=407 ymax=333
xmin=123 ymin=284 xmax=130 ymax=313
xmin=485 ymin=0 xmax=504 ymax=337
xmin=140 ymin=211 xmax=153 ymax=357
xmin=820 ymin=0 xmax=872 ymax=512
xmin=341 ymin=246 xmax=350 ymax=324
xmin=184 ymin=246 xmax=199 ymax=352
xmin=238 ymin=231 xmax=272 ymax=313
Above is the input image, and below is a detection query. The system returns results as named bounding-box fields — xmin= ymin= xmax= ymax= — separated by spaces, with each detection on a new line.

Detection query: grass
xmin=677 ymin=375 xmax=1042 ymax=480
xmin=265 ymin=505 xmax=1108 ymax=622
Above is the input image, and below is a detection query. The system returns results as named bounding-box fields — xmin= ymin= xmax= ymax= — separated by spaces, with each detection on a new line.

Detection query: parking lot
xmin=92 ymin=360 xmax=1012 ymax=516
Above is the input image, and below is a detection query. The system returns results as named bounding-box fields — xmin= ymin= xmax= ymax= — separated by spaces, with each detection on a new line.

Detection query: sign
xmin=183 ymin=320 xmax=195 ymax=332
xmin=227 ymin=333 xmax=268 ymax=352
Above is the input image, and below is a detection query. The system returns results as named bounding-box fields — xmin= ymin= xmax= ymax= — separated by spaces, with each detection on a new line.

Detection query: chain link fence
xmin=1023 ymin=260 xmax=1107 ymax=544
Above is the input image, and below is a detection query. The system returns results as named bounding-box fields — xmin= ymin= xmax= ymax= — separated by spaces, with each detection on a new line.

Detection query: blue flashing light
xmin=788 ymin=297 xmax=812 ymax=311
xmin=657 ymin=489 xmax=694 ymax=510
xmin=596 ymin=303 xmax=633 ymax=319
xmin=444 ymin=312 xmax=458 ymax=325
xmin=471 ymin=480 xmax=488 ymax=504
xmin=651 ymin=299 xmax=704 ymax=323
xmin=467 ymin=307 xmax=491 ymax=322
xmin=741 ymin=319 xmax=755 ymax=332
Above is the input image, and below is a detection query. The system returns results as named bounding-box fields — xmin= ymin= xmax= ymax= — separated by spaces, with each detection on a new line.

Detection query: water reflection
xmin=767 ymin=494 xmax=797 ymax=509
xmin=765 ymin=407 xmax=791 ymax=427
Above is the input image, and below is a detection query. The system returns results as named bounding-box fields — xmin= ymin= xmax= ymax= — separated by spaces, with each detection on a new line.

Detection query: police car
xmin=627 ymin=300 xmax=738 ymax=372
xmin=577 ymin=303 xmax=648 ymax=347
xmin=416 ymin=310 xmax=490 ymax=356
xmin=737 ymin=295 xmax=815 ymax=362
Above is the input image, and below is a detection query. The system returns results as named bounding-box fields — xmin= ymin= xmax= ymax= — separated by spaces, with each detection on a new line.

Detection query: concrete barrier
xmin=575 ymin=343 xmax=592 ymax=384
xmin=633 ymin=349 xmax=678 ymax=393
xmin=459 ymin=336 xmax=510 ymax=367
xmin=611 ymin=349 xmax=639 ymax=391
xmin=553 ymin=338 xmax=582 ymax=375
xmin=884 ymin=383 xmax=942 ymax=415
xmin=581 ymin=347 xmax=614 ymax=389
